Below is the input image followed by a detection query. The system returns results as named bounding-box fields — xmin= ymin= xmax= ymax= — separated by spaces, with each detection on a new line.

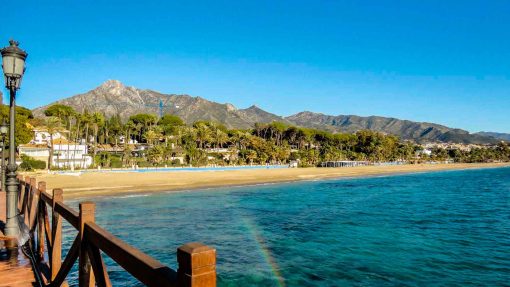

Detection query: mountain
xmin=33 ymin=80 xmax=497 ymax=144
xmin=32 ymin=80 xmax=286 ymax=129
xmin=475 ymin=132 xmax=510 ymax=142
xmin=286 ymin=112 xmax=496 ymax=144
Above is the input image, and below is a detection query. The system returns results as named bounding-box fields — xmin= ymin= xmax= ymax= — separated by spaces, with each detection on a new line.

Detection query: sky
xmin=1 ymin=0 xmax=509 ymax=133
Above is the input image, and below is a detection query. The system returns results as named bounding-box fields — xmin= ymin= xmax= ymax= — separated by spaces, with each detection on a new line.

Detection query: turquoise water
xmin=64 ymin=167 xmax=510 ymax=286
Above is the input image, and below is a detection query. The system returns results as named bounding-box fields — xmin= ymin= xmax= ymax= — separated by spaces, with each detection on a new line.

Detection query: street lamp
xmin=1 ymin=40 xmax=28 ymax=238
xmin=0 ymin=121 xmax=8 ymax=192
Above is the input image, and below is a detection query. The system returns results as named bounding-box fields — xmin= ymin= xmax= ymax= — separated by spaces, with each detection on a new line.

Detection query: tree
xmin=91 ymin=112 xmax=105 ymax=158
xmin=158 ymin=114 xmax=184 ymax=135
xmin=147 ymin=145 xmax=165 ymax=165
xmin=122 ymin=144 xmax=133 ymax=167
xmin=45 ymin=117 xmax=63 ymax=169
xmin=194 ymin=122 xmax=211 ymax=149
xmin=44 ymin=104 xmax=76 ymax=126
xmin=107 ymin=114 xmax=123 ymax=145
xmin=214 ymin=129 xmax=228 ymax=148
xmin=0 ymin=105 xmax=34 ymax=146
xmin=128 ymin=113 xmax=158 ymax=142
xmin=245 ymin=150 xmax=257 ymax=165
xmin=143 ymin=127 xmax=162 ymax=146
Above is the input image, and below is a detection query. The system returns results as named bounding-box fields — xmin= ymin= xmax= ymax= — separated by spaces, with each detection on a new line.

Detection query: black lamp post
xmin=0 ymin=121 xmax=8 ymax=192
xmin=1 ymin=40 xmax=27 ymax=237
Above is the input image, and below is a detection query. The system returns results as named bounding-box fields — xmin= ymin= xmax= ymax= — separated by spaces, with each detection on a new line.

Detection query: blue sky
xmin=1 ymin=0 xmax=509 ymax=133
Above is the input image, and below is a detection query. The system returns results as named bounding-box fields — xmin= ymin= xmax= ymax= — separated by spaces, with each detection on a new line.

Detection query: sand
xmin=22 ymin=163 xmax=509 ymax=199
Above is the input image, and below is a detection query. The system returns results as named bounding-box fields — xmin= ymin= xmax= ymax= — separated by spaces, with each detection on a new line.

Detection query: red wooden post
xmin=21 ymin=176 xmax=31 ymax=226
xmin=28 ymin=178 xmax=38 ymax=230
xmin=51 ymin=188 xmax=64 ymax=283
xmin=79 ymin=201 xmax=96 ymax=287
xmin=177 ymin=242 xmax=216 ymax=287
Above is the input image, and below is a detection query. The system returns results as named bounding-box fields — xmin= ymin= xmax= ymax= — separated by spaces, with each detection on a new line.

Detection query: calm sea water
xmin=63 ymin=167 xmax=510 ymax=286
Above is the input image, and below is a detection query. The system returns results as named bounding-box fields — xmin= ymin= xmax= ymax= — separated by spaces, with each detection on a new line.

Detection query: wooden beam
xmin=84 ymin=222 xmax=177 ymax=287
xmin=49 ymin=235 xmax=80 ymax=287
xmin=87 ymin=243 xmax=112 ymax=287
xmin=54 ymin=201 xmax=79 ymax=229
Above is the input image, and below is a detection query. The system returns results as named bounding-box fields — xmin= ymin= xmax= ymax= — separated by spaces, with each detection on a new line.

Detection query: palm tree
xmin=246 ymin=150 xmax=257 ymax=165
xmin=214 ymin=129 xmax=228 ymax=149
xmin=91 ymin=112 xmax=105 ymax=158
xmin=124 ymin=121 xmax=136 ymax=147
xmin=195 ymin=123 xmax=211 ymax=149
xmin=45 ymin=117 xmax=63 ymax=169
xmin=143 ymin=128 xmax=162 ymax=147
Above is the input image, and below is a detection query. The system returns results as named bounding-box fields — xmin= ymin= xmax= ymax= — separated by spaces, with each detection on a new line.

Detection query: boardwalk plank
xmin=0 ymin=238 xmax=37 ymax=287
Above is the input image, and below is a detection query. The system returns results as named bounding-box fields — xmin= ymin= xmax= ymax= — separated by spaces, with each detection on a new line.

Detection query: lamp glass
xmin=0 ymin=125 xmax=7 ymax=135
xmin=14 ymin=57 xmax=25 ymax=76
xmin=1 ymin=53 xmax=25 ymax=78
xmin=2 ymin=55 xmax=14 ymax=75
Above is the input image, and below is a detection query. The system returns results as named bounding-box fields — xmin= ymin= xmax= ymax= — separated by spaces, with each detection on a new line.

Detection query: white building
xmin=51 ymin=138 xmax=93 ymax=169
xmin=119 ymin=135 xmax=138 ymax=145
xmin=19 ymin=127 xmax=93 ymax=169
xmin=31 ymin=127 xmax=66 ymax=145
xmin=416 ymin=148 xmax=432 ymax=157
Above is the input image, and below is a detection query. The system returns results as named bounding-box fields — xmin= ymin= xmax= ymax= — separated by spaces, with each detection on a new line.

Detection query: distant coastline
xmin=23 ymin=163 xmax=510 ymax=200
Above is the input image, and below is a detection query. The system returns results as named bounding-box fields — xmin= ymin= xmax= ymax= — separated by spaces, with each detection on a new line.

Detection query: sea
xmin=63 ymin=167 xmax=510 ymax=286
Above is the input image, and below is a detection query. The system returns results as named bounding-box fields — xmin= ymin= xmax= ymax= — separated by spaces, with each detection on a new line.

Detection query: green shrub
xmin=110 ymin=154 xmax=123 ymax=168
xmin=20 ymin=154 xmax=46 ymax=171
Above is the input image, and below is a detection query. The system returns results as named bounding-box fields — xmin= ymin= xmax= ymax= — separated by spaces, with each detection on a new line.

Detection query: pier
xmin=0 ymin=176 xmax=217 ymax=286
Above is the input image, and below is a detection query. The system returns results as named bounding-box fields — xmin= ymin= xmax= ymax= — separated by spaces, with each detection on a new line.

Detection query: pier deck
xmin=1 ymin=190 xmax=37 ymax=287
xmin=0 ymin=238 xmax=37 ymax=287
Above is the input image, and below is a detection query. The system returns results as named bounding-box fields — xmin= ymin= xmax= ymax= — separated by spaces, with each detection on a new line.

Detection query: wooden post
xmin=37 ymin=182 xmax=46 ymax=261
xmin=24 ymin=176 xmax=32 ymax=222
xmin=28 ymin=178 xmax=38 ymax=230
xmin=22 ymin=176 xmax=32 ymax=227
xmin=177 ymin=242 xmax=216 ymax=287
xmin=51 ymin=188 xmax=64 ymax=283
xmin=79 ymin=201 xmax=96 ymax=287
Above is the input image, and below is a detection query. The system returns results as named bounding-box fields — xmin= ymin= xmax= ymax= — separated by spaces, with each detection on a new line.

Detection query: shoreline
xmin=24 ymin=163 xmax=510 ymax=200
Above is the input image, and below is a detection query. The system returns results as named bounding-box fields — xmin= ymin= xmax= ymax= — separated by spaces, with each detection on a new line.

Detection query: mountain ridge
xmin=475 ymin=132 xmax=510 ymax=142
xmin=32 ymin=80 xmax=498 ymax=144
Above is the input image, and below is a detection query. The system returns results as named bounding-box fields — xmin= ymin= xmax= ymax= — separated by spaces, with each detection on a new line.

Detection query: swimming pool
xmin=53 ymin=165 xmax=288 ymax=174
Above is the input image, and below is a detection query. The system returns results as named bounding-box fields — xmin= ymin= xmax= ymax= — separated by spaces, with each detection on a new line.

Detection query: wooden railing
xmin=16 ymin=175 xmax=217 ymax=287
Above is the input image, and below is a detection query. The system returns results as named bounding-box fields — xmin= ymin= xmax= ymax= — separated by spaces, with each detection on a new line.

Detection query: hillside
xmin=33 ymin=80 xmax=497 ymax=144
xmin=475 ymin=132 xmax=510 ymax=142
xmin=286 ymin=111 xmax=497 ymax=144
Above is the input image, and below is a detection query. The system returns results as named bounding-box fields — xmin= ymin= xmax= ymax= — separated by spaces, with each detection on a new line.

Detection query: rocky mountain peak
xmin=245 ymin=105 xmax=262 ymax=110
xmin=98 ymin=79 xmax=126 ymax=95
xmin=225 ymin=103 xmax=237 ymax=112
xmin=101 ymin=79 xmax=123 ymax=88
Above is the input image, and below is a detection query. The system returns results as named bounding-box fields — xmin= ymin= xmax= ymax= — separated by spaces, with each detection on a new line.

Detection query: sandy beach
xmin=22 ymin=163 xmax=509 ymax=199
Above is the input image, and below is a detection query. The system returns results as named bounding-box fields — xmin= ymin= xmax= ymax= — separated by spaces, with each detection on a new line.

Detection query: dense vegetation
xmin=0 ymin=104 xmax=35 ymax=145
xmin=19 ymin=154 xmax=46 ymax=171
xmin=6 ymin=104 xmax=510 ymax=169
